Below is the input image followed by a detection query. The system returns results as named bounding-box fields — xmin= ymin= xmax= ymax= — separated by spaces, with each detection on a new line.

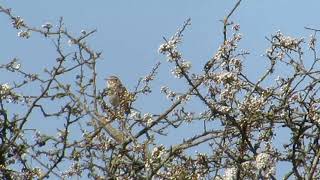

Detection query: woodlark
xmin=106 ymin=75 xmax=130 ymax=115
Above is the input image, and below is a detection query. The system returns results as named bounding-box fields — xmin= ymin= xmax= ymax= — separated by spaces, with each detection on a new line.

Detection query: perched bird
xmin=106 ymin=75 xmax=130 ymax=114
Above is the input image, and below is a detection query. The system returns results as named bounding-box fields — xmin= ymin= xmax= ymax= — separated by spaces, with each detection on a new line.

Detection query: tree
xmin=1 ymin=1 xmax=320 ymax=179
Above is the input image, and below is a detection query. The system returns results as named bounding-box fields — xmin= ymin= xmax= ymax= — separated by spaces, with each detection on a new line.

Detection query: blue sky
xmin=1 ymin=0 xmax=320 ymax=178
xmin=2 ymin=0 xmax=319 ymax=88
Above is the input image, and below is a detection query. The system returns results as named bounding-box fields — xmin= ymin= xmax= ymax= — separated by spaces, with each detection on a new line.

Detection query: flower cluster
xmin=18 ymin=30 xmax=31 ymax=39
xmin=158 ymin=37 xmax=181 ymax=62
xmin=151 ymin=145 xmax=166 ymax=159
xmin=150 ymin=145 xmax=165 ymax=162
xmin=11 ymin=61 xmax=21 ymax=70
xmin=308 ymin=34 xmax=317 ymax=50
xmin=0 ymin=83 xmax=10 ymax=96
xmin=143 ymin=74 xmax=155 ymax=82
xmin=239 ymin=95 xmax=266 ymax=114
xmin=160 ymin=86 xmax=177 ymax=101
xmin=68 ymin=39 xmax=76 ymax=46
xmin=220 ymin=85 xmax=237 ymax=101
xmin=272 ymin=31 xmax=303 ymax=51
xmin=229 ymin=57 xmax=242 ymax=72
xmin=143 ymin=113 xmax=153 ymax=125
xmin=12 ymin=16 xmax=25 ymax=29
xmin=62 ymin=162 xmax=81 ymax=177
xmin=240 ymin=161 xmax=255 ymax=176
xmin=224 ymin=167 xmax=237 ymax=180
xmin=6 ymin=58 xmax=21 ymax=71
xmin=158 ymin=18 xmax=191 ymax=62
xmin=171 ymin=60 xmax=192 ymax=78
xmin=175 ymin=94 xmax=191 ymax=103
xmin=129 ymin=110 xmax=141 ymax=120
xmin=214 ymin=33 xmax=242 ymax=63
xmin=0 ymin=82 xmax=22 ymax=103
xmin=255 ymin=153 xmax=270 ymax=169
xmin=255 ymin=152 xmax=276 ymax=178
xmin=215 ymin=71 xmax=238 ymax=84
xmin=217 ymin=105 xmax=231 ymax=114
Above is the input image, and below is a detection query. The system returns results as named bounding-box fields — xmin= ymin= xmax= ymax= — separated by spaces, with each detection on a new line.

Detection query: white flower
xmin=129 ymin=110 xmax=141 ymax=120
xmin=151 ymin=145 xmax=165 ymax=159
xmin=168 ymin=50 xmax=182 ymax=61
xmin=216 ymin=72 xmax=237 ymax=84
xmin=41 ymin=22 xmax=53 ymax=29
xmin=0 ymin=83 xmax=10 ymax=95
xmin=256 ymin=153 xmax=270 ymax=169
xmin=224 ymin=167 xmax=237 ymax=180
xmin=143 ymin=113 xmax=153 ymax=125
xmin=273 ymin=31 xmax=303 ymax=50
xmin=81 ymin=30 xmax=87 ymax=35
xmin=218 ymin=105 xmax=231 ymax=113
xmin=12 ymin=16 xmax=25 ymax=29
xmin=185 ymin=112 xmax=194 ymax=122
xmin=309 ymin=34 xmax=316 ymax=50
xmin=176 ymin=94 xmax=191 ymax=103
xmin=158 ymin=38 xmax=180 ymax=54
xmin=160 ymin=86 xmax=177 ymax=100
xmin=160 ymin=86 xmax=169 ymax=93
xmin=171 ymin=61 xmax=192 ymax=78
xmin=18 ymin=30 xmax=31 ymax=39
xmin=68 ymin=39 xmax=76 ymax=46
xmin=12 ymin=61 xmax=21 ymax=70
xmin=143 ymin=74 xmax=154 ymax=82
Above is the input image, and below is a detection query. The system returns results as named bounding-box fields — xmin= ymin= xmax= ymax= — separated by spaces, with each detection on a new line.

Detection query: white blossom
xmin=255 ymin=153 xmax=271 ymax=169
xmin=185 ymin=112 xmax=194 ymax=122
xmin=217 ymin=105 xmax=231 ymax=113
xmin=176 ymin=94 xmax=191 ymax=103
xmin=274 ymin=31 xmax=303 ymax=50
xmin=216 ymin=72 xmax=237 ymax=84
xmin=158 ymin=37 xmax=184 ymax=62
xmin=160 ymin=86 xmax=177 ymax=100
xmin=18 ymin=30 xmax=31 ymax=39
xmin=158 ymin=38 xmax=180 ymax=54
xmin=12 ymin=61 xmax=21 ymax=70
xmin=41 ymin=22 xmax=53 ymax=29
xmin=143 ymin=74 xmax=154 ymax=82
xmin=224 ymin=167 xmax=237 ymax=180
xmin=81 ymin=30 xmax=87 ymax=35
xmin=309 ymin=34 xmax=316 ymax=50
xmin=160 ymin=86 xmax=169 ymax=93
xmin=151 ymin=145 xmax=165 ymax=159
xmin=68 ymin=39 xmax=76 ymax=46
xmin=129 ymin=110 xmax=141 ymax=120
xmin=0 ymin=83 xmax=10 ymax=95
xmin=171 ymin=61 xmax=192 ymax=78
xmin=143 ymin=113 xmax=153 ymax=125
xmin=12 ymin=16 xmax=25 ymax=29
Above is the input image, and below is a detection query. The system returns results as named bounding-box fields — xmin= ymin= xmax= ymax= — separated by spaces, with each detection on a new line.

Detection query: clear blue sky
xmin=1 ymin=1 xmax=320 ymax=178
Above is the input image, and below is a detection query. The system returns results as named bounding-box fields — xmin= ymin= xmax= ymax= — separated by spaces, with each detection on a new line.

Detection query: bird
xmin=105 ymin=75 xmax=130 ymax=115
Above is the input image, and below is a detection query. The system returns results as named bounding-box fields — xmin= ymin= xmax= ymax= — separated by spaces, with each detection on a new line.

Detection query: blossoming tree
xmin=1 ymin=1 xmax=320 ymax=179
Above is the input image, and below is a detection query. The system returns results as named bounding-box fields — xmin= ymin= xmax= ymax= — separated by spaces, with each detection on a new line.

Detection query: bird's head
xmin=106 ymin=75 xmax=122 ymax=89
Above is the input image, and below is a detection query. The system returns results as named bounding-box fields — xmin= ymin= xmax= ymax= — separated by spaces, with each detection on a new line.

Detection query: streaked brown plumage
xmin=106 ymin=76 xmax=130 ymax=114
